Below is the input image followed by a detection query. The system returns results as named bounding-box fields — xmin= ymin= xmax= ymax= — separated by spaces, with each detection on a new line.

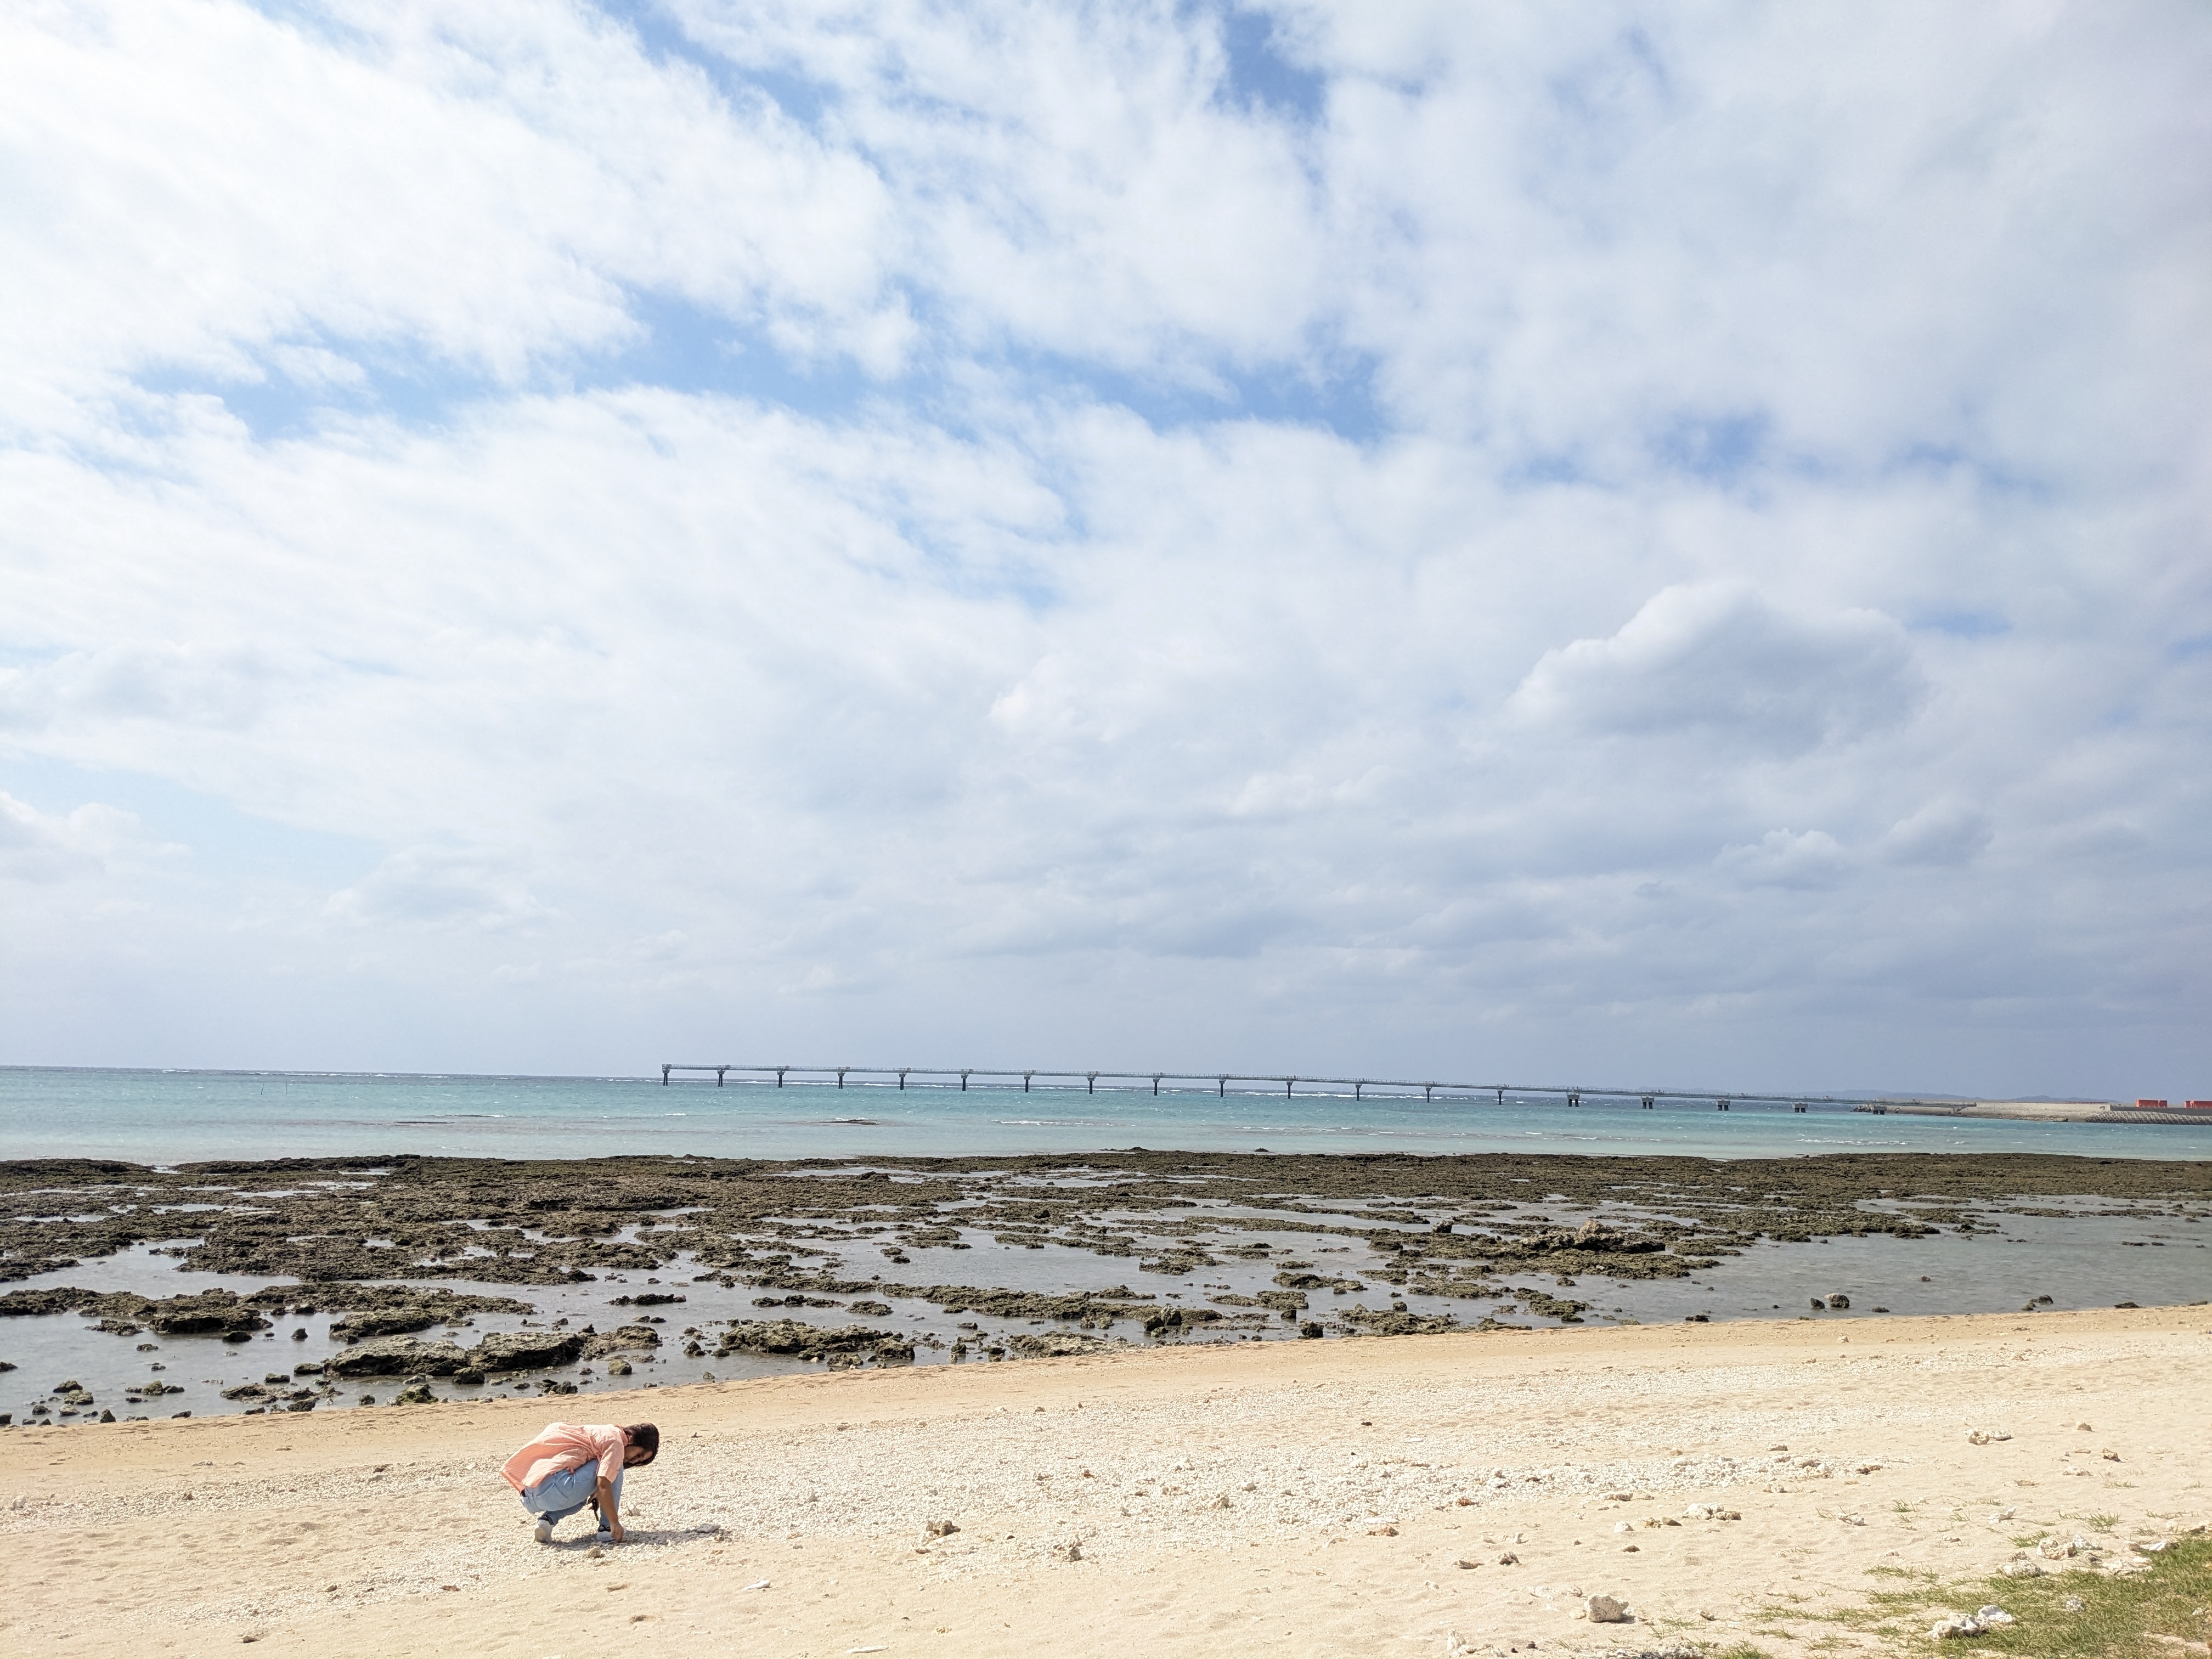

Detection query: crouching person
xmin=502 ymin=1420 xmax=659 ymax=1544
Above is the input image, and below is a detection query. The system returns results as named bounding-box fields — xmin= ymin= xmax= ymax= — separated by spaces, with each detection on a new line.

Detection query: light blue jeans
xmin=521 ymin=1463 xmax=622 ymax=1527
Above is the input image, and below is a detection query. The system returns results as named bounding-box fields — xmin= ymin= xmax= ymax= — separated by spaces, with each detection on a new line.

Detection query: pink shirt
xmin=501 ymin=1422 xmax=627 ymax=1493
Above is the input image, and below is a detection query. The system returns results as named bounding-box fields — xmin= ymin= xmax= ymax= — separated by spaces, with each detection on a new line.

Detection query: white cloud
xmin=0 ymin=791 xmax=179 ymax=883
xmin=1877 ymin=799 xmax=1995 ymax=867
xmin=0 ymin=0 xmax=900 ymax=431
xmin=0 ymin=2 xmax=2206 ymax=1094
xmin=0 ymin=643 xmax=293 ymax=732
xmin=326 ymin=848 xmax=554 ymax=934
xmin=1509 ymin=584 xmax=1925 ymax=756
xmin=1716 ymin=828 xmax=1850 ymax=890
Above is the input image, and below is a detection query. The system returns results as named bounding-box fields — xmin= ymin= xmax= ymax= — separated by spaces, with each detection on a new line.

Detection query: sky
xmin=2 ymin=1 xmax=2208 ymax=1099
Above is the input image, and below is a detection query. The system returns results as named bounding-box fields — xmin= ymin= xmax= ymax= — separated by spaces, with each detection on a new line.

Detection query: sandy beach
xmin=4 ymin=1304 xmax=2207 ymax=1657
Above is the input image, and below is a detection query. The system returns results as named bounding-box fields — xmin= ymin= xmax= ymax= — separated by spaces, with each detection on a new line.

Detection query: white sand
xmin=4 ymin=1306 xmax=2207 ymax=1657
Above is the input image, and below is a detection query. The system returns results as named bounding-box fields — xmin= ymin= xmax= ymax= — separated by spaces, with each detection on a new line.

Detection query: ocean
xmin=1 ymin=1065 xmax=2199 ymax=1164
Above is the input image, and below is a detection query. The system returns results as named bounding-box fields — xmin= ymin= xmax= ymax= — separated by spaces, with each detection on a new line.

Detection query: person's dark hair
xmin=622 ymin=1422 xmax=659 ymax=1464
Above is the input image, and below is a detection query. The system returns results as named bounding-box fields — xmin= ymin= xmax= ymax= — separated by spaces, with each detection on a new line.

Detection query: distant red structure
xmin=2137 ymin=1098 xmax=2169 ymax=1109
xmin=2184 ymin=1099 xmax=2212 ymax=1110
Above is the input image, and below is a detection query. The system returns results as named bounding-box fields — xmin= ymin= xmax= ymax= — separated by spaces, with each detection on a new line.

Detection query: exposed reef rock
xmin=582 ymin=1323 xmax=661 ymax=1358
xmin=468 ymin=1329 xmax=585 ymax=1372
xmin=1142 ymin=1305 xmax=1223 ymax=1335
xmin=714 ymin=1319 xmax=914 ymax=1365
xmin=328 ymin=1291 xmax=534 ymax=1341
xmin=1336 ymin=1304 xmax=1460 ymax=1336
xmin=1005 ymin=1330 xmax=1127 ymax=1358
xmin=324 ymin=1336 xmax=469 ymax=1378
xmin=4 ymin=1152 xmax=2208 ymax=1370
xmin=0 ymin=1286 xmax=269 ymax=1336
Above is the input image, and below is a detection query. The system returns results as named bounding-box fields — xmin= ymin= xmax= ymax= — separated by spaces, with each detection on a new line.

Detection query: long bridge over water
xmin=657 ymin=1064 xmax=2209 ymax=1122
xmin=659 ymin=1062 xmax=1974 ymax=1114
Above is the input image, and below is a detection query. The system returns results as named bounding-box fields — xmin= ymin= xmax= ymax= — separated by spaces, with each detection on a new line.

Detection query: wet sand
xmin=4 ymin=1304 xmax=2207 ymax=1658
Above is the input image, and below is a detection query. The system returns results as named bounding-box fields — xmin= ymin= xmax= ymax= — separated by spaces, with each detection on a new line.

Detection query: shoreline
xmin=5 ymin=1149 xmax=2209 ymax=1431
xmin=4 ymin=1304 xmax=2207 ymax=1656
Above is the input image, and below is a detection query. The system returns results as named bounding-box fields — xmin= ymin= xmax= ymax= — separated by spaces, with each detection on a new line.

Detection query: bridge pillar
xmin=1086 ymin=1071 xmax=1098 ymax=1094
xmin=1217 ymin=1076 xmax=1226 ymax=1097
xmin=960 ymin=1069 xmax=972 ymax=1091
xmin=898 ymin=1069 xmax=909 ymax=1090
xmin=662 ymin=1064 xmax=672 ymax=1086
xmin=716 ymin=1068 xmax=726 ymax=1087
xmin=776 ymin=1068 xmax=786 ymax=1088
xmin=836 ymin=1068 xmax=848 ymax=1089
xmin=1354 ymin=1081 xmax=1363 ymax=1100
xmin=1424 ymin=1084 xmax=1433 ymax=1102
xmin=1285 ymin=1077 xmax=1295 ymax=1098
xmin=1023 ymin=1071 xmax=1034 ymax=1092
xmin=1641 ymin=1095 xmax=1654 ymax=1109
xmin=1152 ymin=1074 xmax=1162 ymax=1095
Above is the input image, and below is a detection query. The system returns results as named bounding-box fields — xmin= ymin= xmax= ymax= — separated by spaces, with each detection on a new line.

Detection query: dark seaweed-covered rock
xmin=1005 ymin=1330 xmax=1126 ymax=1358
xmin=328 ymin=1291 xmax=529 ymax=1342
xmin=582 ymin=1323 xmax=660 ymax=1358
xmin=1209 ymin=1289 xmax=1309 ymax=1317
xmin=4 ymin=1288 xmax=274 ymax=1337
xmin=332 ymin=1307 xmax=441 ymax=1340
xmin=1513 ymin=1288 xmax=1589 ymax=1322
xmin=1409 ymin=1271 xmax=1510 ymax=1301
xmin=1138 ymin=1248 xmax=1216 ymax=1275
xmin=468 ymin=1329 xmax=585 ymax=1371
xmin=0 ymin=1288 xmax=94 ymax=1317
xmin=325 ymin=1336 xmax=468 ymax=1378
xmin=1142 ymin=1305 xmax=1222 ymax=1335
xmin=1337 ymin=1304 xmax=1459 ymax=1336
xmin=715 ymin=1320 xmax=911 ymax=1363
xmin=874 ymin=1284 xmax=1153 ymax=1322
xmin=1275 ymin=1271 xmax=1363 ymax=1294
xmin=141 ymin=1290 xmax=268 ymax=1336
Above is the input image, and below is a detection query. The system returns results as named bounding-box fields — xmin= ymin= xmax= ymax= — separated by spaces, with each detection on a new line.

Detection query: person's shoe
xmin=533 ymin=1518 xmax=555 ymax=1543
xmin=596 ymin=1527 xmax=614 ymax=1546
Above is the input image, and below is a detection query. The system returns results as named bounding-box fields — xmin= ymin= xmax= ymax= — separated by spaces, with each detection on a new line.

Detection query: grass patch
xmin=1826 ymin=1535 xmax=2210 ymax=1658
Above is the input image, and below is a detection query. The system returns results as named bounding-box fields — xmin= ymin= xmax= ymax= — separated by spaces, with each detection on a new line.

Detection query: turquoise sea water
xmin=2 ymin=1064 xmax=2203 ymax=1163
